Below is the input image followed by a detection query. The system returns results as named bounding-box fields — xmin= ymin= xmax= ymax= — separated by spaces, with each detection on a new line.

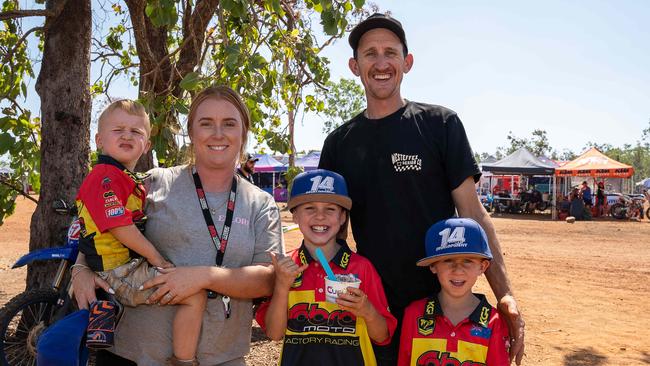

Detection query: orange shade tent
xmin=554 ymin=148 xmax=634 ymax=178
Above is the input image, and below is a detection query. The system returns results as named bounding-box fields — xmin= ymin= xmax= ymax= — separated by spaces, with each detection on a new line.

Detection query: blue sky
xmin=296 ymin=0 xmax=650 ymax=155
xmin=11 ymin=0 xmax=650 ymax=159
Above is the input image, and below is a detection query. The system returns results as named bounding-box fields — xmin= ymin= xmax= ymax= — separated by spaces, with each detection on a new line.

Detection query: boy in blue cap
xmin=255 ymin=169 xmax=397 ymax=365
xmin=398 ymin=218 xmax=510 ymax=366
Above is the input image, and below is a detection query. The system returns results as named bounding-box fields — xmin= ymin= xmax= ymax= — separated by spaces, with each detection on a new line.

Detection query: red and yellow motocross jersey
xmin=76 ymin=155 xmax=147 ymax=272
xmin=256 ymin=241 xmax=397 ymax=366
xmin=398 ymin=294 xmax=510 ymax=366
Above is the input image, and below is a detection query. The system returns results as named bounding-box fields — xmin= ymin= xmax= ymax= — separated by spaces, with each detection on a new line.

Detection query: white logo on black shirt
xmin=391 ymin=153 xmax=422 ymax=172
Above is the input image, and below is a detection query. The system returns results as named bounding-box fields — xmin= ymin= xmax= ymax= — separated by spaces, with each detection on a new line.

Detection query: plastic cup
xmin=325 ymin=275 xmax=361 ymax=303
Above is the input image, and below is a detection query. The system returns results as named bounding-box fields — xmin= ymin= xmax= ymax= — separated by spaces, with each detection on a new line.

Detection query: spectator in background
xmin=237 ymin=153 xmax=258 ymax=184
xmin=580 ymin=181 xmax=592 ymax=207
xmin=570 ymin=187 xmax=585 ymax=220
xmin=595 ymin=182 xmax=606 ymax=216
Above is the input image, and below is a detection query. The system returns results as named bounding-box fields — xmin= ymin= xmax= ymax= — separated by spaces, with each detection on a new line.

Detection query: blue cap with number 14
xmin=417 ymin=218 xmax=492 ymax=267
xmin=287 ymin=169 xmax=352 ymax=212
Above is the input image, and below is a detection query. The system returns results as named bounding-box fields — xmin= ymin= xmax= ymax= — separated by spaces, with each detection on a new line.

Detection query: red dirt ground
xmin=2 ymin=198 xmax=649 ymax=365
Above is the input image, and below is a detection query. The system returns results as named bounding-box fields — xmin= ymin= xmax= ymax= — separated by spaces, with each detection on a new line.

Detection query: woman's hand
xmin=142 ymin=266 xmax=206 ymax=305
xmin=71 ymin=265 xmax=113 ymax=309
xmin=271 ymin=252 xmax=308 ymax=290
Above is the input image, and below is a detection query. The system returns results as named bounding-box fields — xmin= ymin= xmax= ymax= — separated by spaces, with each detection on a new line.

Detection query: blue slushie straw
xmin=315 ymin=248 xmax=337 ymax=281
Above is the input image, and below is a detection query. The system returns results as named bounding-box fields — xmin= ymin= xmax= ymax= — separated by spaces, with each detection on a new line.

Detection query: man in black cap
xmin=237 ymin=153 xmax=258 ymax=184
xmin=319 ymin=13 xmax=525 ymax=365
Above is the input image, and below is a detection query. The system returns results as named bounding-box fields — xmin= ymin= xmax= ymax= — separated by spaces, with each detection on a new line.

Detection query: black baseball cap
xmin=348 ymin=13 xmax=408 ymax=55
xmin=245 ymin=153 xmax=259 ymax=162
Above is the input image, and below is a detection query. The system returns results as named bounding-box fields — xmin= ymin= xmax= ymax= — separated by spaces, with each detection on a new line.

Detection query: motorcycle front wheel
xmin=537 ymin=202 xmax=549 ymax=212
xmin=0 ymin=289 xmax=60 ymax=366
xmin=609 ymin=203 xmax=626 ymax=219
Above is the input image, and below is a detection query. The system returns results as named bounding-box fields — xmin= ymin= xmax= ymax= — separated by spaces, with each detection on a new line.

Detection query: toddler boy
xmin=75 ymin=100 xmax=205 ymax=366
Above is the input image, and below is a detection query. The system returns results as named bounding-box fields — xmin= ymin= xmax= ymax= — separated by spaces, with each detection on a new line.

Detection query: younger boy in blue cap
xmin=255 ymin=169 xmax=397 ymax=366
xmin=398 ymin=218 xmax=510 ymax=366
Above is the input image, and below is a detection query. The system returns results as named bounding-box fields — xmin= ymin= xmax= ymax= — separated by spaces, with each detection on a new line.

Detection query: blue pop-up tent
xmin=295 ymin=151 xmax=321 ymax=171
xmin=251 ymin=154 xmax=287 ymax=201
xmin=253 ymin=153 xmax=286 ymax=172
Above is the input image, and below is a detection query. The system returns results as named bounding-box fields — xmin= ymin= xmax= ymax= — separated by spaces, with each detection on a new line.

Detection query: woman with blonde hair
xmin=73 ymin=86 xmax=283 ymax=366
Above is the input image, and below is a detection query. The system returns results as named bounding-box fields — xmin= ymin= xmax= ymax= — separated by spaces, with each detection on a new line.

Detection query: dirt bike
xmin=609 ymin=194 xmax=645 ymax=220
xmin=0 ymin=200 xmax=79 ymax=366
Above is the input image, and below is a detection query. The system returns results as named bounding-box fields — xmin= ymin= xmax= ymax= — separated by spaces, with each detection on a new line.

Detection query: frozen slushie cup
xmin=325 ymin=274 xmax=361 ymax=303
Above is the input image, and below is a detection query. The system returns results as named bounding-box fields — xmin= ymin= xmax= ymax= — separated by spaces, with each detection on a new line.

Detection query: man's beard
xmin=243 ymin=165 xmax=254 ymax=174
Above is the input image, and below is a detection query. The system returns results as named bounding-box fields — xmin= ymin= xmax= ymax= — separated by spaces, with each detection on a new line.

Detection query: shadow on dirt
xmin=639 ymin=351 xmax=650 ymax=364
xmin=251 ymin=324 xmax=270 ymax=344
xmin=490 ymin=212 xmax=554 ymax=221
xmin=563 ymin=347 xmax=607 ymax=366
xmin=490 ymin=212 xmax=647 ymax=224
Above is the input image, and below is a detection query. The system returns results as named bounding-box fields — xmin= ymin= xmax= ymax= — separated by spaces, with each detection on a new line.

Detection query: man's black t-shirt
xmin=319 ymin=101 xmax=481 ymax=311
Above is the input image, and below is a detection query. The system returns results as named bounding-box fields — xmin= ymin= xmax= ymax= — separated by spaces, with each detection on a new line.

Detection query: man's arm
xmin=452 ymin=177 xmax=525 ymax=365
xmin=452 ymin=177 xmax=511 ymax=298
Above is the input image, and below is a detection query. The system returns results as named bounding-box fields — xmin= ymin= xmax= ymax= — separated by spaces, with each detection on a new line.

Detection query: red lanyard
xmin=191 ymin=166 xmax=238 ymax=313
xmin=191 ymin=166 xmax=238 ymax=265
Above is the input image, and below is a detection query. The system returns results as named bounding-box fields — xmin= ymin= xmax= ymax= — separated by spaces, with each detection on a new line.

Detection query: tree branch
xmin=91 ymin=51 xmax=122 ymax=62
xmin=124 ymin=0 xmax=157 ymax=71
xmin=1 ymin=26 xmax=43 ymax=63
xmin=318 ymin=34 xmax=338 ymax=52
xmin=173 ymin=0 xmax=219 ymax=95
xmin=140 ymin=34 xmax=193 ymax=79
xmin=0 ymin=9 xmax=52 ymax=21
xmin=0 ymin=177 xmax=39 ymax=204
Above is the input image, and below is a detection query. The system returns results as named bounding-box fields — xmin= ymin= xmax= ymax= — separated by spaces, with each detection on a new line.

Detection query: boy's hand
xmin=149 ymin=256 xmax=174 ymax=269
xmin=336 ymin=287 xmax=376 ymax=319
xmin=270 ymin=252 xmax=308 ymax=289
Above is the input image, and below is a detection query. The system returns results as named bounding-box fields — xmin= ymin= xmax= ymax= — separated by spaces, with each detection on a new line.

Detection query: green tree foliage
xmin=0 ymin=0 xmax=369 ymax=223
xmin=584 ymin=133 xmax=650 ymax=181
xmin=91 ymin=0 xmax=366 ymax=169
xmin=317 ymin=77 xmax=364 ymax=133
xmin=497 ymin=129 xmax=551 ymax=157
xmin=0 ymin=0 xmax=42 ymax=224
xmin=474 ymin=152 xmax=498 ymax=164
xmin=554 ymin=148 xmax=577 ymax=162
xmin=479 ymin=124 xmax=650 ymax=182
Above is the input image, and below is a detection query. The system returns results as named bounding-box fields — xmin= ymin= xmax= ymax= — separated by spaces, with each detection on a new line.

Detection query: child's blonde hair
xmin=98 ymin=99 xmax=151 ymax=136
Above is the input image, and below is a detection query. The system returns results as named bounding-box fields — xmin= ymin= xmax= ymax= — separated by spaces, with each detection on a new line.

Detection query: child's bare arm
xmin=109 ymin=225 xmax=173 ymax=268
xmin=336 ymin=287 xmax=389 ymax=343
xmin=264 ymin=252 xmax=308 ymax=341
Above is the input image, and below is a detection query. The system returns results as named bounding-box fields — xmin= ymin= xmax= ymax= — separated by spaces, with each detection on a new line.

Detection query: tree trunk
xmin=127 ymin=0 xmax=219 ymax=171
xmin=288 ymin=109 xmax=296 ymax=168
xmin=29 ymin=0 xmax=91 ymax=289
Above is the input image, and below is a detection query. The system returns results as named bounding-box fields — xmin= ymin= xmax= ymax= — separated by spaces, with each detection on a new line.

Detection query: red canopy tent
xmin=552 ymin=148 xmax=634 ymax=219
xmin=555 ymin=148 xmax=634 ymax=178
